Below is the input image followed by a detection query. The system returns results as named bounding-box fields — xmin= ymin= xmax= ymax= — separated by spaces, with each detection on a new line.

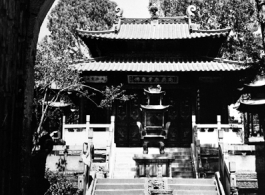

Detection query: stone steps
xmin=169 ymin=178 xmax=218 ymax=195
xmin=113 ymin=147 xmax=194 ymax=179
xmin=168 ymin=178 xmax=214 ymax=185
xmin=172 ymin=167 xmax=193 ymax=172
xmin=113 ymin=148 xmax=139 ymax=178
xmin=93 ymin=178 xmax=219 ymax=195
xmin=172 ymin=172 xmax=193 ymax=178
xmin=95 ymin=190 xmax=145 ymax=195
xmin=96 ymin=184 xmax=145 ymax=190
xmin=94 ymin=179 xmax=145 ymax=195
xmin=169 ymin=184 xmax=216 ymax=191
xmin=170 ymin=148 xmax=192 ymax=178
xmin=171 ymin=162 xmax=192 ymax=168
xmin=93 ymin=146 xmax=219 ymax=194
xmin=172 ymin=190 xmax=218 ymax=195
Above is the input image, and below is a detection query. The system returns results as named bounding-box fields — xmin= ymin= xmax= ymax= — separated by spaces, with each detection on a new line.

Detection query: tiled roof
xmin=245 ymin=75 xmax=265 ymax=87
xmin=74 ymin=57 xmax=246 ymax=72
xmin=77 ymin=18 xmax=231 ymax=40
xmin=238 ymin=99 xmax=265 ymax=113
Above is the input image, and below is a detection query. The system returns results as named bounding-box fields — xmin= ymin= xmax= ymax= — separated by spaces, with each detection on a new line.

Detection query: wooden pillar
xmin=79 ymin=97 xmax=86 ymax=123
xmin=135 ymin=162 xmax=139 ymax=178
xmin=250 ymin=113 xmax=253 ymax=137
xmin=157 ymin=164 xmax=163 ymax=178
xmin=146 ymin=164 xmax=150 ymax=177
xmin=196 ymin=89 xmax=201 ymax=122
xmin=243 ymin=113 xmax=249 ymax=143
xmin=62 ymin=116 xmax=66 ymax=141
xmin=261 ymin=113 xmax=265 ymax=141
xmin=168 ymin=162 xmax=172 ymax=178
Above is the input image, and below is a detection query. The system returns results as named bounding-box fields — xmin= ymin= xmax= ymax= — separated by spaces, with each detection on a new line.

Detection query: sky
xmin=38 ymin=0 xmax=150 ymax=41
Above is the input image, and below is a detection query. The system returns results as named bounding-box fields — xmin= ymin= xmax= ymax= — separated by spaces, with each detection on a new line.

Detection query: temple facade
xmin=75 ymin=6 xmax=247 ymax=147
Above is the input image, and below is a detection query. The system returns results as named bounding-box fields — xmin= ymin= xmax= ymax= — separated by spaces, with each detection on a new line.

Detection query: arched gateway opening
xmin=2 ymin=1 xmax=262 ymax=194
xmin=0 ymin=1 xmax=56 ymax=194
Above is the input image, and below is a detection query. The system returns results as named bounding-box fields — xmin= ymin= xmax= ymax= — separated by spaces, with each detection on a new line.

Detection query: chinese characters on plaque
xmin=82 ymin=76 xmax=108 ymax=83
xmin=128 ymin=75 xmax=178 ymax=84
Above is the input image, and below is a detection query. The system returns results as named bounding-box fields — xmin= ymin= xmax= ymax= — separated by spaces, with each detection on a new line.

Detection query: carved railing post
xmin=229 ymin=162 xmax=238 ymax=195
xmin=86 ymin=115 xmax=93 ymax=144
xmin=218 ymin=127 xmax=224 ymax=149
xmin=81 ymin=142 xmax=93 ymax=195
xmin=218 ymin=115 xmax=227 ymax=159
xmin=196 ymin=139 xmax=202 ymax=171
xmin=217 ymin=115 xmax=223 ymax=144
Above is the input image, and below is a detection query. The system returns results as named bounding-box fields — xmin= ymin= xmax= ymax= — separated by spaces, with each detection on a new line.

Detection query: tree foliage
xmin=34 ymin=36 xmax=81 ymax=141
xmin=47 ymin=0 xmax=117 ymax=59
xmin=34 ymin=37 xmax=133 ymax=146
xmin=34 ymin=0 xmax=134 ymax=150
xmin=150 ymin=0 xmax=264 ymax=72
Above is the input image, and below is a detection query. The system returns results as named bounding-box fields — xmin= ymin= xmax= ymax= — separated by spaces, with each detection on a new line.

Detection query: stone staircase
xmin=90 ymin=147 xmax=220 ymax=195
xmin=93 ymin=178 xmax=145 ymax=195
xmin=113 ymin=148 xmax=142 ymax=178
xmin=168 ymin=178 xmax=218 ymax=195
xmin=113 ymin=147 xmax=193 ymax=179
xmin=168 ymin=148 xmax=193 ymax=178
xmin=92 ymin=178 xmax=218 ymax=195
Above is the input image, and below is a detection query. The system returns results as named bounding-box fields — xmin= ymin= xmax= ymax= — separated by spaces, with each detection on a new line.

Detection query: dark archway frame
xmin=0 ymin=1 xmax=55 ymax=194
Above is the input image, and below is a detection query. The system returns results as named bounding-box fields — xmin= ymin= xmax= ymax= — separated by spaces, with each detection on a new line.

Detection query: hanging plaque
xmin=82 ymin=76 xmax=108 ymax=83
xmin=128 ymin=75 xmax=178 ymax=84
xmin=199 ymin=77 xmax=221 ymax=83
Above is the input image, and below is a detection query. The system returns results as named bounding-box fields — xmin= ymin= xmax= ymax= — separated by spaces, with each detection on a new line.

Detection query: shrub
xmin=44 ymin=169 xmax=82 ymax=195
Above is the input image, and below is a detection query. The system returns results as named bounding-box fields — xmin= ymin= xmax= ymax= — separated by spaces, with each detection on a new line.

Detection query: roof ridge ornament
xmin=114 ymin=6 xmax=123 ymax=33
xmin=115 ymin=6 xmax=123 ymax=18
xmin=149 ymin=3 xmax=159 ymax=19
xmin=186 ymin=5 xmax=197 ymax=31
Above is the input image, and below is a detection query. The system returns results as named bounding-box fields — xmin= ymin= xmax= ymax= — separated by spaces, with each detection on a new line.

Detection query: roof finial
xmin=186 ymin=5 xmax=196 ymax=30
xmin=114 ymin=6 xmax=123 ymax=32
xmin=115 ymin=6 xmax=123 ymax=18
xmin=149 ymin=3 xmax=159 ymax=19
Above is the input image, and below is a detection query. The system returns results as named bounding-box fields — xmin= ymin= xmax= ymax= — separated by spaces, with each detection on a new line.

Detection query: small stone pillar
xmin=229 ymin=162 xmax=238 ymax=195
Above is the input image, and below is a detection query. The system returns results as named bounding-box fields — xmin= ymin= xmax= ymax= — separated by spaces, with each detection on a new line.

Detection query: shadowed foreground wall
xmin=0 ymin=0 xmax=54 ymax=194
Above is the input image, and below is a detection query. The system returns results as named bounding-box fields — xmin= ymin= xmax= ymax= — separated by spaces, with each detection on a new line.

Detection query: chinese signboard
xmin=199 ymin=77 xmax=221 ymax=83
xmin=83 ymin=76 xmax=108 ymax=83
xmin=128 ymin=75 xmax=178 ymax=84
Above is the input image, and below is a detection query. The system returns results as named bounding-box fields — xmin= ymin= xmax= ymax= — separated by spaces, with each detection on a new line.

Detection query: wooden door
xmin=166 ymin=89 xmax=192 ymax=147
xmin=115 ymin=95 xmax=142 ymax=147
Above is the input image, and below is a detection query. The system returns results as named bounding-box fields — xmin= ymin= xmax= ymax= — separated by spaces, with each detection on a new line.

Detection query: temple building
xmin=237 ymin=75 xmax=265 ymax=143
xmin=74 ymin=5 xmax=247 ymax=147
